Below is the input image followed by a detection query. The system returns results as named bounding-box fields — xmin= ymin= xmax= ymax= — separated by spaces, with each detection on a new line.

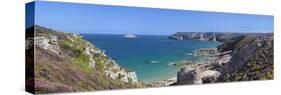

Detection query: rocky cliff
xmin=26 ymin=25 xmax=144 ymax=94
xmin=174 ymin=33 xmax=273 ymax=85
xmin=219 ymin=33 xmax=273 ymax=81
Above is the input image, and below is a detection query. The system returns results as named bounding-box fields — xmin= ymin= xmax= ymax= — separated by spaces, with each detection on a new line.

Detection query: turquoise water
xmin=82 ymin=34 xmax=220 ymax=83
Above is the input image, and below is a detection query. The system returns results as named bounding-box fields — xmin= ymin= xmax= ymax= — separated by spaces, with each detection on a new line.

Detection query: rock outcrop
xmin=201 ymin=70 xmax=221 ymax=83
xmin=174 ymin=33 xmax=273 ymax=85
xmin=193 ymin=48 xmax=217 ymax=57
xmin=26 ymin=25 xmax=144 ymax=94
xmin=148 ymin=78 xmax=177 ymax=87
xmin=175 ymin=61 xmax=222 ymax=85
xmin=176 ymin=66 xmax=202 ymax=85
xmin=219 ymin=34 xmax=274 ymax=81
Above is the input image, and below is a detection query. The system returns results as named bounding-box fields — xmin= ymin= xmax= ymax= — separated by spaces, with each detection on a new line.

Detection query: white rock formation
xmin=201 ymin=70 xmax=221 ymax=83
xmin=34 ymin=36 xmax=60 ymax=54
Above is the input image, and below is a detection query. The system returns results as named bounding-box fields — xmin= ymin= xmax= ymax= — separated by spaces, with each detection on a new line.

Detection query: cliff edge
xmin=174 ymin=33 xmax=273 ymax=85
xmin=26 ymin=25 xmax=144 ymax=94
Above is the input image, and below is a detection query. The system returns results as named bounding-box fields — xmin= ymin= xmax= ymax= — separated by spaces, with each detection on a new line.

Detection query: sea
xmin=82 ymin=34 xmax=220 ymax=83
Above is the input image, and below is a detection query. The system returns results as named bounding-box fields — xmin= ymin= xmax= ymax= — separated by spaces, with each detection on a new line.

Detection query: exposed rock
xmin=25 ymin=37 xmax=34 ymax=50
xmin=169 ymin=60 xmax=196 ymax=67
xmin=149 ymin=77 xmax=177 ymax=87
xmin=26 ymin=25 xmax=144 ymax=94
xmin=221 ymin=35 xmax=273 ymax=81
xmin=127 ymin=72 xmax=138 ymax=83
xmin=34 ymin=36 xmax=60 ymax=54
xmin=219 ymin=34 xmax=273 ymax=81
xmin=176 ymin=66 xmax=202 ymax=85
xmin=174 ymin=33 xmax=273 ymax=85
xmin=216 ymin=54 xmax=231 ymax=66
xmin=201 ymin=70 xmax=220 ymax=83
xmin=193 ymin=48 xmax=217 ymax=57
xmin=104 ymin=67 xmax=138 ymax=83
xmin=217 ymin=35 xmax=245 ymax=52
xmin=221 ymin=35 xmax=267 ymax=75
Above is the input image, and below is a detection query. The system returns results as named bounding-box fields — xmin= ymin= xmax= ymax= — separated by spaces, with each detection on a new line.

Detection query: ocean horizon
xmin=82 ymin=33 xmax=220 ymax=83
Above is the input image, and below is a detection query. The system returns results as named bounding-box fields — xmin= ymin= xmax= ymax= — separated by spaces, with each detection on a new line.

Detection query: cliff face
xmin=219 ymin=34 xmax=273 ymax=81
xmin=26 ymin=26 xmax=144 ymax=94
xmin=169 ymin=32 xmax=244 ymax=42
xmin=174 ymin=33 xmax=273 ymax=85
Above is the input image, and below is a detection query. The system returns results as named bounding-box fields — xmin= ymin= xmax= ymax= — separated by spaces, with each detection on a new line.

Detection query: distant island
xmin=168 ymin=32 xmax=247 ymax=42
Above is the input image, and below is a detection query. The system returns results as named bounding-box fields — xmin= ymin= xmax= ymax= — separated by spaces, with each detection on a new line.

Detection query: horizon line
xmin=27 ymin=25 xmax=274 ymax=35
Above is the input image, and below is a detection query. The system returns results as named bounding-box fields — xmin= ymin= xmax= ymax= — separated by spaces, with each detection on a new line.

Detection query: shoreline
xmin=148 ymin=47 xmax=219 ymax=87
xmin=147 ymin=77 xmax=177 ymax=87
xmin=82 ymin=33 xmax=220 ymax=86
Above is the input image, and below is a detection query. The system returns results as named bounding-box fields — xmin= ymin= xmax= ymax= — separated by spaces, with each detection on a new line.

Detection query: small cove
xmin=82 ymin=34 xmax=220 ymax=83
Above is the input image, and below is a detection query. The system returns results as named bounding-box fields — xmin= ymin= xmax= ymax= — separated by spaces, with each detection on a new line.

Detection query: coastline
xmin=148 ymin=77 xmax=177 ymax=87
xmin=148 ymin=47 xmax=220 ymax=86
xmin=82 ymin=34 xmax=220 ymax=84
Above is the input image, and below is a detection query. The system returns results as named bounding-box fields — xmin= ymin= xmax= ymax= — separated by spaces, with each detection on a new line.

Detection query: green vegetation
xmin=228 ymin=37 xmax=273 ymax=81
xmin=95 ymin=57 xmax=105 ymax=72
xmin=217 ymin=35 xmax=245 ymax=52
xmin=27 ymin=25 xmax=144 ymax=94
xmin=72 ymin=53 xmax=94 ymax=74
xmin=59 ymin=36 xmax=87 ymax=53
xmin=76 ymin=53 xmax=90 ymax=64
xmin=234 ymin=36 xmax=256 ymax=49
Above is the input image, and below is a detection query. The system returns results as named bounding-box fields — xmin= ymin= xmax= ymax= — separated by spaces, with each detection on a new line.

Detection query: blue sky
xmin=26 ymin=1 xmax=274 ymax=35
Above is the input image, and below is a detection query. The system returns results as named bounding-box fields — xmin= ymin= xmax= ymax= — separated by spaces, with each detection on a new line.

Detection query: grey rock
xmin=177 ymin=66 xmax=202 ymax=85
xmin=201 ymin=70 xmax=221 ymax=83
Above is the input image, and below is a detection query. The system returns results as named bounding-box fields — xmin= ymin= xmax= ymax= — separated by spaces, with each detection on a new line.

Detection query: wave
xmin=145 ymin=60 xmax=160 ymax=64
xmin=186 ymin=53 xmax=193 ymax=56
xmin=168 ymin=62 xmax=176 ymax=66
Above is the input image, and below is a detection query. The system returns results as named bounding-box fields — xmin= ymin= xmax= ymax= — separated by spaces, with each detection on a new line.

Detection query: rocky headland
xmin=169 ymin=32 xmax=273 ymax=85
xmin=152 ymin=32 xmax=273 ymax=86
xmin=26 ymin=25 xmax=145 ymax=94
xmin=168 ymin=32 xmax=245 ymax=42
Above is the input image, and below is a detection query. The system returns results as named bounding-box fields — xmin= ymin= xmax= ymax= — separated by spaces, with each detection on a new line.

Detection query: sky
xmin=26 ymin=1 xmax=274 ymax=35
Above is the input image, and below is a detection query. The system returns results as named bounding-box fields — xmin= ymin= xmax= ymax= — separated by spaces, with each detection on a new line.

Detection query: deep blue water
xmin=82 ymin=34 xmax=220 ymax=83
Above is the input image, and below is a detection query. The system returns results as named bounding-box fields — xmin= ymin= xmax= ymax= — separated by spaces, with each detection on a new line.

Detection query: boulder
xmin=201 ymin=70 xmax=221 ymax=83
xmin=177 ymin=66 xmax=202 ymax=85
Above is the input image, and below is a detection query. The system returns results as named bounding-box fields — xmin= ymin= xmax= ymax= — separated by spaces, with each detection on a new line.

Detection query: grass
xmin=95 ymin=57 xmax=104 ymax=72
xmin=58 ymin=34 xmax=98 ymax=74
xmin=71 ymin=53 xmax=95 ymax=74
xmin=30 ymin=25 xmax=145 ymax=93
